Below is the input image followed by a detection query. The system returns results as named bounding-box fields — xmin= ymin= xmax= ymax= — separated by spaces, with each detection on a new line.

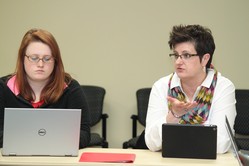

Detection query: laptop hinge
xmin=9 ymin=153 xmax=17 ymax=156
xmin=65 ymin=154 xmax=73 ymax=157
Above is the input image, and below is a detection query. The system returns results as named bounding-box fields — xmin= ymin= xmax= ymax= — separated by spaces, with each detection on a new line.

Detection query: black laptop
xmin=162 ymin=123 xmax=217 ymax=159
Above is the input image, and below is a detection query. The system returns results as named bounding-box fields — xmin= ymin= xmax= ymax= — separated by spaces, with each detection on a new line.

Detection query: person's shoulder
xmin=0 ymin=75 xmax=9 ymax=90
xmin=68 ymin=79 xmax=81 ymax=87
xmin=0 ymin=77 xmax=3 ymax=85
xmin=154 ymin=74 xmax=172 ymax=86
xmin=217 ymin=72 xmax=234 ymax=86
xmin=0 ymin=74 xmax=12 ymax=83
xmin=208 ymin=69 xmax=234 ymax=86
xmin=215 ymin=72 xmax=235 ymax=93
xmin=152 ymin=74 xmax=173 ymax=93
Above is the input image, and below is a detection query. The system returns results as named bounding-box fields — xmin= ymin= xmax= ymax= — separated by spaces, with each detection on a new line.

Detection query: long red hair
xmin=15 ymin=28 xmax=72 ymax=103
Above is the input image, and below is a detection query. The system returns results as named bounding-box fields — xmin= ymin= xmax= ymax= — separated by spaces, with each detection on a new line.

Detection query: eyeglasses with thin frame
xmin=169 ymin=53 xmax=198 ymax=60
xmin=25 ymin=54 xmax=54 ymax=63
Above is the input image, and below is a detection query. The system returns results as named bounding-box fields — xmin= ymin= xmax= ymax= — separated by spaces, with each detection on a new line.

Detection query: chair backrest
xmin=136 ymin=88 xmax=151 ymax=126
xmin=234 ymin=89 xmax=249 ymax=135
xmin=81 ymin=85 xmax=106 ymax=127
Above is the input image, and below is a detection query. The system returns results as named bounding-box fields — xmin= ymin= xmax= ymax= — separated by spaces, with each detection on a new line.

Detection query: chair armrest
xmin=131 ymin=115 xmax=138 ymax=138
xmin=101 ymin=113 xmax=108 ymax=140
xmin=102 ymin=113 xmax=109 ymax=119
xmin=131 ymin=115 xmax=138 ymax=120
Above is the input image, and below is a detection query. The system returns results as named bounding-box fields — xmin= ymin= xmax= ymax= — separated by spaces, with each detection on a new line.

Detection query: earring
xmin=203 ymin=66 xmax=206 ymax=72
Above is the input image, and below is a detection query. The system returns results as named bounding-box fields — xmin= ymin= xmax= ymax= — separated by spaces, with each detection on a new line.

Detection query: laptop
xmin=225 ymin=116 xmax=249 ymax=166
xmin=2 ymin=108 xmax=81 ymax=156
xmin=162 ymin=123 xmax=217 ymax=159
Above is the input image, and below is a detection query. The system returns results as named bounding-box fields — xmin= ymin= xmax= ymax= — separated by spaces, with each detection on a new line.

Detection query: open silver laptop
xmin=2 ymin=108 xmax=81 ymax=156
xmin=225 ymin=116 xmax=249 ymax=166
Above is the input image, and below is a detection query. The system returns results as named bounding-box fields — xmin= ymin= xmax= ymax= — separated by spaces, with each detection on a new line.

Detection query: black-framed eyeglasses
xmin=169 ymin=53 xmax=198 ymax=60
xmin=25 ymin=54 xmax=54 ymax=63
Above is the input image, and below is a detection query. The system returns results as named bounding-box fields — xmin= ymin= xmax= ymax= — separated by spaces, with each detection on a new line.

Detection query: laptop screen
xmin=225 ymin=116 xmax=243 ymax=166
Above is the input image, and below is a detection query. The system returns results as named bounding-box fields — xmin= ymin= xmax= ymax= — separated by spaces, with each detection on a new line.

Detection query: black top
xmin=0 ymin=76 xmax=90 ymax=148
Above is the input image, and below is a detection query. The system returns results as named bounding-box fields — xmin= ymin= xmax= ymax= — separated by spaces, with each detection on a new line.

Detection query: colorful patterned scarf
xmin=168 ymin=69 xmax=218 ymax=124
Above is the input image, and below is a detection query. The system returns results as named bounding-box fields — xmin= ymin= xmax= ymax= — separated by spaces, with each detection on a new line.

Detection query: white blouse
xmin=145 ymin=69 xmax=236 ymax=153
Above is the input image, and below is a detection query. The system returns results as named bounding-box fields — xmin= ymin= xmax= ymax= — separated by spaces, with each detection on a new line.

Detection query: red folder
xmin=79 ymin=152 xmax=136 ymax=163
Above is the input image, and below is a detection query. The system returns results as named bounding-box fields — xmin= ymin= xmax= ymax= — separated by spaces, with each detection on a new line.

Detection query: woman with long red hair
xmin=0 ymin=28 xmax=90 ymax=148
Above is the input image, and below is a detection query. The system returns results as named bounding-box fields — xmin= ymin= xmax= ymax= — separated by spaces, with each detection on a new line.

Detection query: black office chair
xmin=81 ymin=85 xmax=109 ymax=148
xmin=122 ymin=88 xmax=151 ymax=149
xmin=234 ymin=89 xmax=249 ymax=150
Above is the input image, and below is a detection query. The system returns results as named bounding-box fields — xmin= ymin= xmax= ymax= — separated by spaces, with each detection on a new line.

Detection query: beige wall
xmin=0 ymin=0 xmax=248 ymax=148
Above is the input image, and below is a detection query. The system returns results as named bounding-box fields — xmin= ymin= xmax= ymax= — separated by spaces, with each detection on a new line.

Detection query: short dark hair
xmin=168 ymin=24 xmax=215 ymax=68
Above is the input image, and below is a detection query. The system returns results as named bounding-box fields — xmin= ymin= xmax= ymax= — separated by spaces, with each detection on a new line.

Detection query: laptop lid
xmin=2 ymin=108 xmax=81 ymax=156
xmin=162 ymin=123 xmax=217 ymax=159
xmin=225 ymin=116 xmax=244 ymax=166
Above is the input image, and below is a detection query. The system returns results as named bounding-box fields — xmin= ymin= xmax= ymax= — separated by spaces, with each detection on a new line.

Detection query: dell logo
xmin=38 ymin=129 xmax=46 ymax=136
